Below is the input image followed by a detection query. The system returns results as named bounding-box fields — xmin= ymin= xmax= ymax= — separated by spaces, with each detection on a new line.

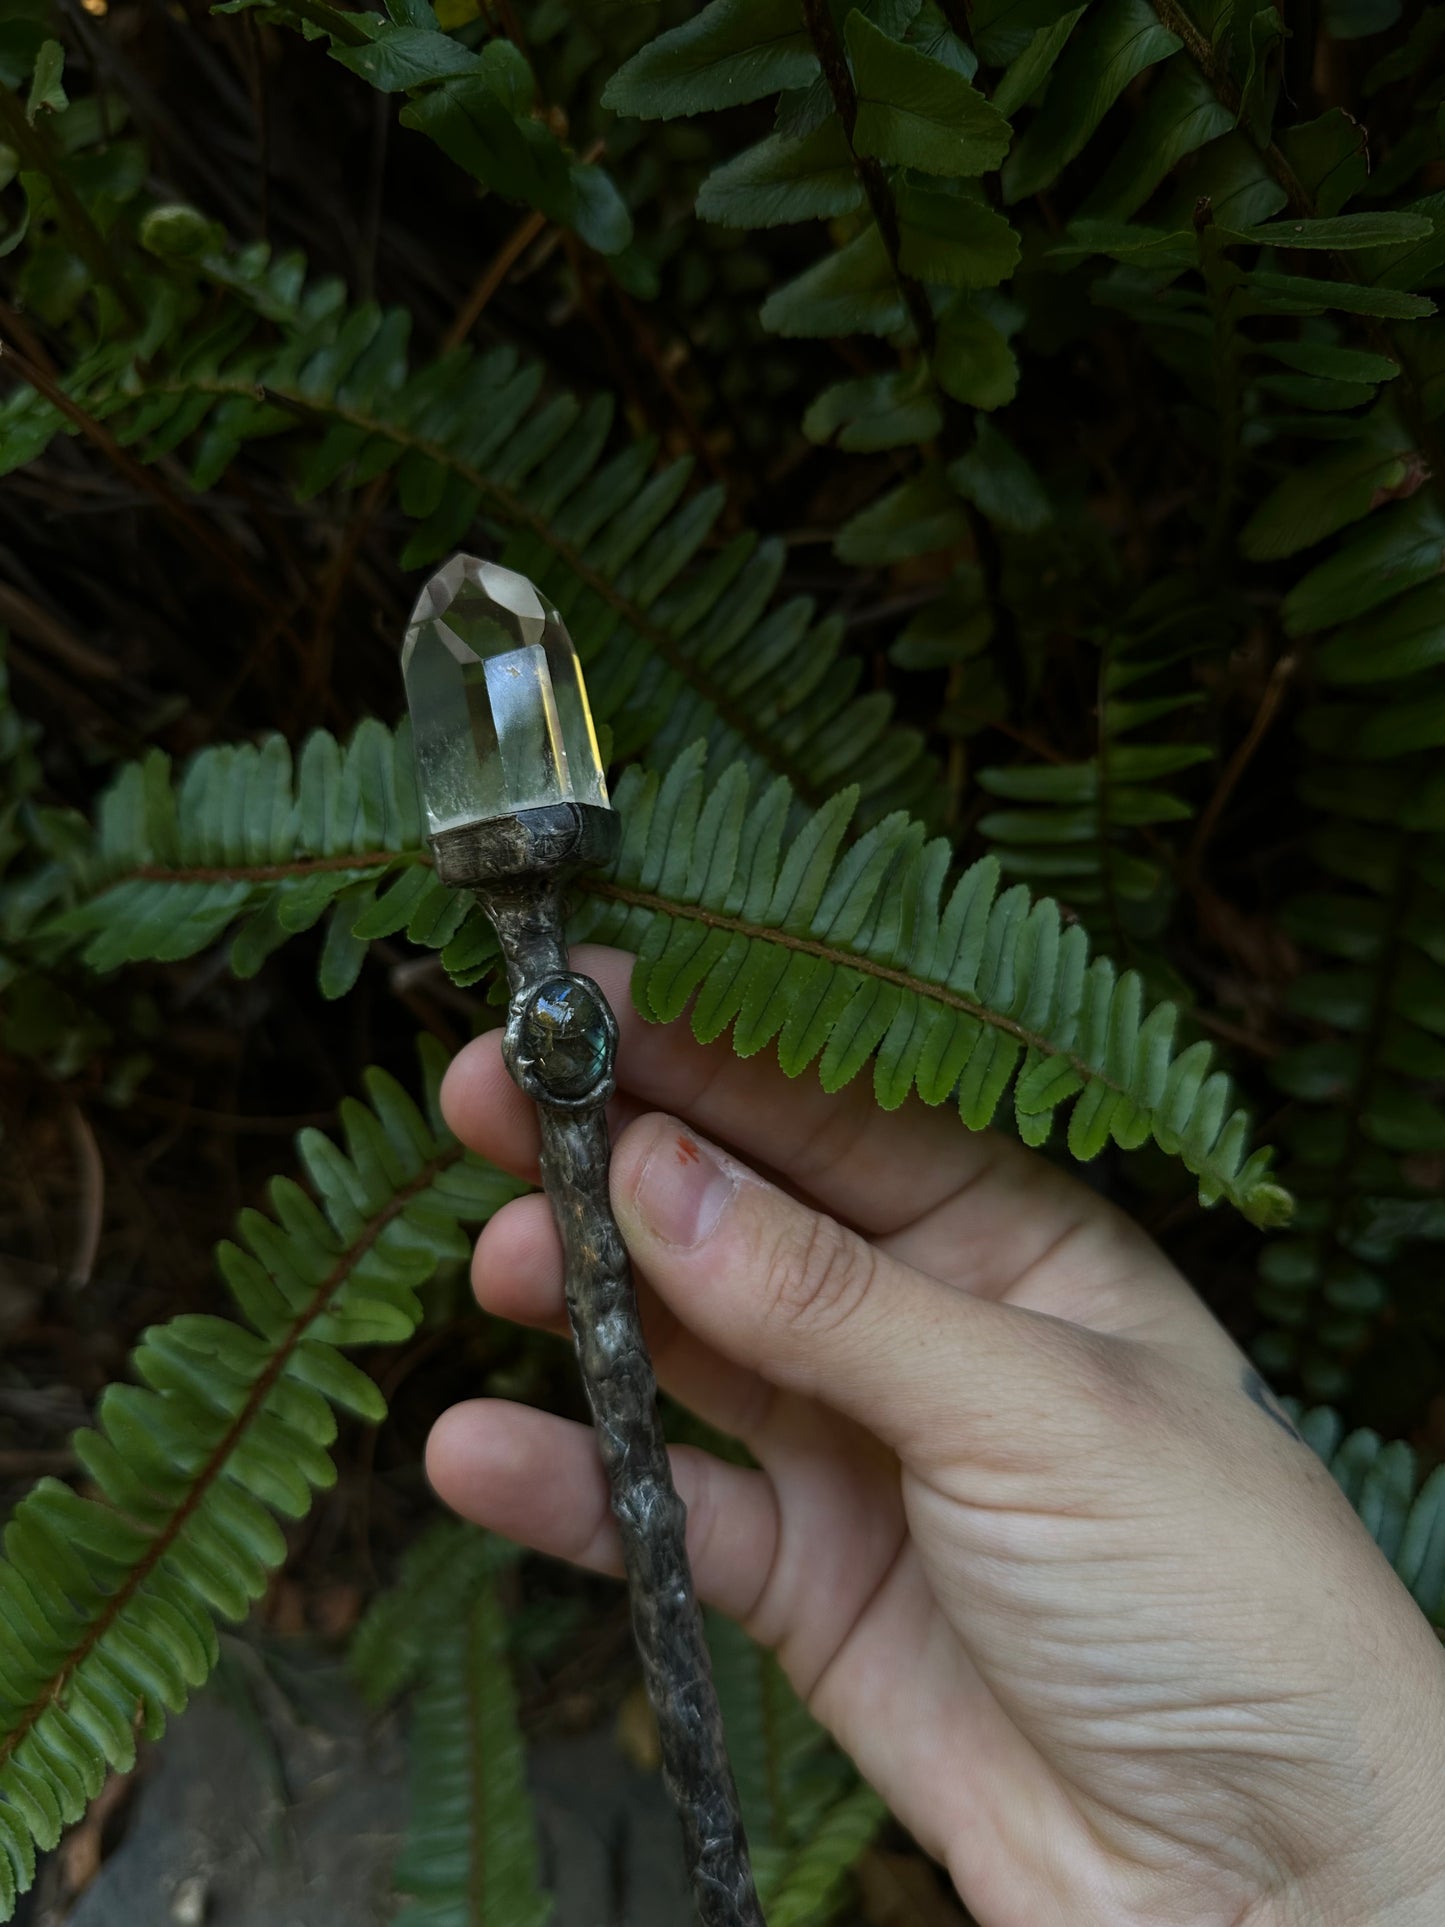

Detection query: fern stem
xmin=799 ymin=0 xmax=937 ymax=359
xmin=0 ymin=334 xmax=297 ymax=632
xmin=1186 ymin=650 xmax=1295 ymax=878
xmin=443 ymin=206 xmax=550 ymax=352
xmin=0 ymin=1146 xmax=459 ymax=1777
xmin=588 ymin=877 xmax=1130 ymax=1098
xmin=797 ymin=0 xmax=1018 ymax=718
xmin=0 ymin=91 xmax=143 ymax=330
xmin=464 ymin=1599 xmax=490 ymax=1926
xmin=116 ymin=851 xmax=1239 ymax=1132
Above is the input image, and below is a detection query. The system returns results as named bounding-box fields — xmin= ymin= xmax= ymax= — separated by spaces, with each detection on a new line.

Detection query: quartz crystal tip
xmin=402 ymin=554 xmax=609 ymax=838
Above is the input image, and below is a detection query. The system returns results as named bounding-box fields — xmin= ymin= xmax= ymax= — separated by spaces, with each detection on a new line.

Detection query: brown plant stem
xmin=797 ymin=0 xmax=1016 ymax=684
xmin=0 ymin=321 xmax=303 ymax=643
xmin=1187 ymin=650 xmax=1296 ymax=877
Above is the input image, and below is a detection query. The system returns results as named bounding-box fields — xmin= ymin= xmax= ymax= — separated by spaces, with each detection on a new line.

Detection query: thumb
xmin=611 ymin=1113 xmax=1132 ymax=1471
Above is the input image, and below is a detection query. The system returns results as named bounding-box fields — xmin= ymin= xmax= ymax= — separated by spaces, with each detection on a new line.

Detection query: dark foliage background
xmin=1 ymin=0 xmax=1443 ymax=1919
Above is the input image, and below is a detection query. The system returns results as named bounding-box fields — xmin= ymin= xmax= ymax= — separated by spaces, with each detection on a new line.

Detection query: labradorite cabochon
xmin=402 ymin=555 xmax=609 ymax=837
xmin=518 ymin=976 xmax=612 ymax=1102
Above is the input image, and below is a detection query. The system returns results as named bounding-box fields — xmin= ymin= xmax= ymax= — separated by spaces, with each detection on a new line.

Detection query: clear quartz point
xmin=401 ymin=554 xmax=609 ymax=837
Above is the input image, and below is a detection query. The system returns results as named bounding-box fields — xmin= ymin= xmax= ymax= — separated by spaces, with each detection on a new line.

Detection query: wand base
xmin=430 ymin=802 xmax=618 ymax=888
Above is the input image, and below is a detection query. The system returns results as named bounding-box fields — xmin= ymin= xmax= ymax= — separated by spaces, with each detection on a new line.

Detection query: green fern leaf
xmin=395 ymin=1589 xmax=550 ymax=1925
xmin=575 ymin=747 xmax=1291 ymax=1226
xmin=708 ymin=1613 xmax=884 ymax=1923
xmin=60 ymin=727 xmax=1289 ymax=1219
xmin=695 ymin=119 xmax=863 ymax=228
xmin=0 ymin=236 xmax=932 ymax=822
xmin=846 ymin=11 xmax=1012 ymax=176
xmin=0 ymin=1046 xmax=522 ymax=1919
xmin=354 ymin=1522 xmax=550 ymax=1927
xmin=1002 ymin=0 xmax=1182 ymax=202
xmin=601 ymin=0 xmax=817 ymax=119
xmin=977 ymin=585 xmax=1216 ymax=955
xmin=1289 ymin=1405 xmax=1445 ymax=1623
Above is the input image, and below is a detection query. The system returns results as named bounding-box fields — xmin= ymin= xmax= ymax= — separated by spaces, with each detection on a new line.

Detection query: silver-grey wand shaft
xmin=484 ymin=868 xmax=764 ymax=1926
xmin=402 ymin=556 xmax=765 ymax=1927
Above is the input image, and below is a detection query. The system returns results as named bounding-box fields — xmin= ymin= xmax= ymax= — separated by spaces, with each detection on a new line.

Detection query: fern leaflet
xmin=977 ymin=581 xmax=1218 ymax=958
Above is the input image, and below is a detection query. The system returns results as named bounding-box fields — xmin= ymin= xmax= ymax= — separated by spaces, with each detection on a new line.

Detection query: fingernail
xmin=636 ymin=1130 xmax=736 ymax=1248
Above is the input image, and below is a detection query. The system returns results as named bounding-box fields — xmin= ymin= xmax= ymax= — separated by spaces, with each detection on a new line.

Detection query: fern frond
xmin=1036 ymin=42 xmax=1444 ymax=1395
xmin=977 ymin=582 xmax=1217 ymax=955
xmin=576 ymin=745 xmax=1290 ymax=1224
xmin=603 ymin=0 xmax=1030 ymax=575
xmin=53 ymin=728 xmax=1289 ymax=1222
xmin=708 ymin=1612 xmax=885 ymax=1925
xmin=54 ymin=722 xmax=433 ymax=999
xmin=0 ymin=231 xmax=932 ymax=824
xmin=352 ymin=1517 xmax=519 ymax=1709
xmin=0 ymin=1043 xmax=521 ymax=1921
xmin=354 ymin=1522 xmax=550 ymax=1927
xmin=1291 ymin=1403 xmax=1445 ymax=1625
xmin=1251 ymin=585 xmax=1445 ymax=1398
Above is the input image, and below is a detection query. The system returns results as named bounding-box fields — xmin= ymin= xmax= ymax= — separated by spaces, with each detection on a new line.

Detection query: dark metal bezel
xmin=503 ymin=970 xmax=619 ymax=1111
xmin=429 ymin=801 xmax=619 ymax=889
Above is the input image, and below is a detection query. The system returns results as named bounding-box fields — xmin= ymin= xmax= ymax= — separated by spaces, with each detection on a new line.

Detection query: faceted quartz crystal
xmin=402 ymin=555 xmax=609 ymax=836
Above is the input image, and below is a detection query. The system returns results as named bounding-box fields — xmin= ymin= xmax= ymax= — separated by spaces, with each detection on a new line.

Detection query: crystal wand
xmin=401 ymin=556 xmax=765 ymax=1927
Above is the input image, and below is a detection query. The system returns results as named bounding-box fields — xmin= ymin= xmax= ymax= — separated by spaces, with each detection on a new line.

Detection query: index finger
xmin=440 ymin=943 xmax=1079 ymax=1241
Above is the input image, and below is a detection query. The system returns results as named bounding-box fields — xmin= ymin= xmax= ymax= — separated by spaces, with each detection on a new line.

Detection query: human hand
xmin=427 ymin=945 xmax=1445 ymax=1927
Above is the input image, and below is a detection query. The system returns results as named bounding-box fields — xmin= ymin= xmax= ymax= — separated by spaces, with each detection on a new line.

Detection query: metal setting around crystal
xmin=402 ymin=554 xmax=610 ymax=839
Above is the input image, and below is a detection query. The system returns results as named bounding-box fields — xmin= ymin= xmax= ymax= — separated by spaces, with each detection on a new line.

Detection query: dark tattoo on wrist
xmin=1242 ymin=1367 xmax=1305 ymax=1442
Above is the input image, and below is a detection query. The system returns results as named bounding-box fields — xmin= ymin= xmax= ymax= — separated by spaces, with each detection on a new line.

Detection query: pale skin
xmin=427 ymin=945 xmax=1445 ymax=1927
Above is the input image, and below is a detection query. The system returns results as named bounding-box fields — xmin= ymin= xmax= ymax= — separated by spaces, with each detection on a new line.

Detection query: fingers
xmin=441 ymin=944 xmax=1056 ymax=1239
xmin=446 ymin=941 xmax=1226 ymax=1364
xmin=473 ymin=1187 xmax=775 ymax=1442
xmin=426 ymin=1398 xmax=779 ymax=1625
xmin=610 ymin=1113 xmax=1133 ymax=1475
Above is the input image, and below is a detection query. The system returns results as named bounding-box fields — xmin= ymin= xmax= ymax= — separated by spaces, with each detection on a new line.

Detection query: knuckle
xmin=765 ymin=1209 xmax=877 ymax=1340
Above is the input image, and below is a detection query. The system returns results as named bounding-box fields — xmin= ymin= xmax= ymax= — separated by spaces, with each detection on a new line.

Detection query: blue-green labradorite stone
xmin=522 ymin=978 xmax=609 ymax=1099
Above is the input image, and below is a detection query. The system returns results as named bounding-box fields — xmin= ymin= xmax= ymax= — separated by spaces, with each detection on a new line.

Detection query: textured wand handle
xmin=480 ymin=876 xmax=765 ymax=1927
